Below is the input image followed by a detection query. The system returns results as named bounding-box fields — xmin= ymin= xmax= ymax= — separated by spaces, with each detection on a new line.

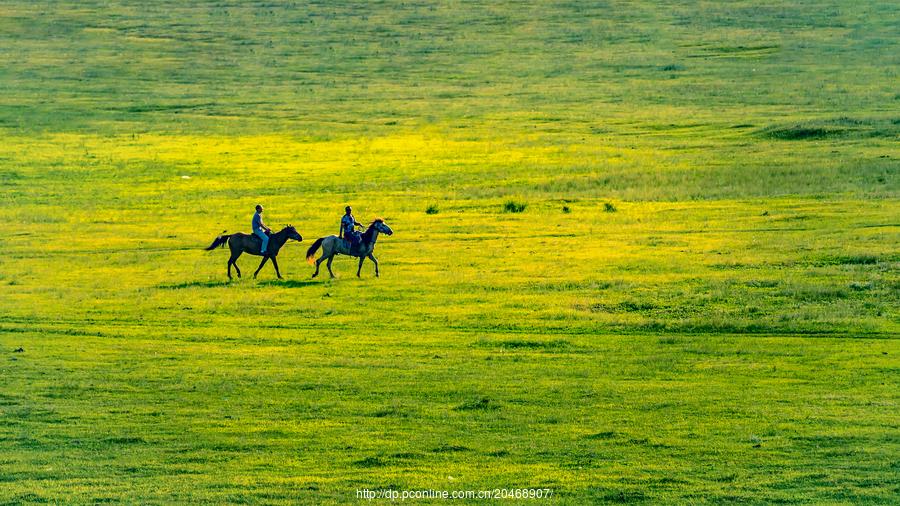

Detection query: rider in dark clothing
xmin=340 ymin=206 xmax=362 ymax=247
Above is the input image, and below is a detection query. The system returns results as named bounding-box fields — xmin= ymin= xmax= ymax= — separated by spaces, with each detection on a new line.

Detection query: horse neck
xmin=270 ymin=228 xmax=290 ymax=248
xmin=362 ymin=226 xmax=379 ymax=245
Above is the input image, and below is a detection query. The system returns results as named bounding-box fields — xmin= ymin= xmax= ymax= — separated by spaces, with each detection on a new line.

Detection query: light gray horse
xmin=306 ymin=219 xmax=393 ymax=278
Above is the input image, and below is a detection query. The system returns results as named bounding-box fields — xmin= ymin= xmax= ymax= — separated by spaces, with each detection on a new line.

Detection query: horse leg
xmin=368 ymin=253 xmax=380 ymax=277
xmin=313 ymin=255 xmax=324 ymax=278
xmin=357 ymin=256 xmax=365 ymax=277
xmin=254 ymin=255 xmax=269 ymax=279
xmin=228 ymin=252 xmax=241 ymax=279
xmin=326 ymin=255 xmax=336 ymax=278
xmin=271 ymin=256 xmax=283 ymax=279
xmin=234 ymin=252 xmax=243 ymax=278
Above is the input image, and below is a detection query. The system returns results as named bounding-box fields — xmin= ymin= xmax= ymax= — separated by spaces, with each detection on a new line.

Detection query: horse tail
xmin=205 ymin=232 xmax=231 ymax=251
xmin=306 ymin=237 xmax=325 ymax=264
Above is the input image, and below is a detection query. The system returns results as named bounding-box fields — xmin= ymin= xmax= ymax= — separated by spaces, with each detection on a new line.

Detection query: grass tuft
xmin=503 ymin=200 xmax=527 ymax=213
xmin=454 ymin=397 xmax=498 ymax=411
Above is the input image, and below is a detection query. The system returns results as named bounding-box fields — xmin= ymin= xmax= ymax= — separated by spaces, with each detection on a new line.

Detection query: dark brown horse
xmin=205 ymin=226 xmax=302 ymax=280
xmin=306 ymin=219 xmax=393 ymax=278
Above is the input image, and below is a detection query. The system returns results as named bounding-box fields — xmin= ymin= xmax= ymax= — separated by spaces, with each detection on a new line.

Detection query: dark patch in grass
xmin=638 ymin=320 xmax=774 ymax=334
xmin=353 ymin=456 xmax=387 ymax=468
xmin=618 ymin=300 xmax=655 ymax=312
xmin=503 ymin=200 xmax=527 ymax=213
xmin=431 ymin=443 xmax=470 ymax=453
xmin=486 ymin=449 xmax=509 ymax=457
xmin=778 ymin=286 xmax=849 ymax=302
xmin=765 ymin=126 xmax=843 ymax=140
xmin=589 ymin=488 xmax=648 ymax=503
xmin=604 ymin=202 xmax=617 ymax=212
xmin=532 ymin=280 xmax=614 ymax=291
xmin=746 ymin=279 xmax=779 ymax=288
xmin=628 ymin=438 xmax=671 ymax=449
xmin=585 ymin=431 xmax=616 ymax=440
xmin=760 ymin=117 xmax=898 ymax=141
xmin=111 ymin=102 xmax=218 ymax=114
xmin=476 ymin=338 xmax=570 ymax=351
xmin=0 ymin=170 xmax=23 ymax=183
xmin=370 ymin=407 xmax=404 ymax=418
xmin=13 ymin=408 xmax=66 ymax=424
xmin=389 ymin=452 xmax=420 ymax=460
xmin=10 ymin=493 xmax=49 ymax=504
xmin=660 ymin=64 xmax=684 ymax=71
xmin=827 ymin=254 xmax=880 ymax=265
xmin=699 ymin=44 xmax=780 ymax=57
xmin=709 ymin=262 xmax=755 ymax=270
xmin=652 ymin=476 xmax=687 ymax=486
xmin=562 ymin=456 xmax=599 ymax=469
xmin=454 ymin=397 xmax=498 ymax=411
xmin=589 ymin=300 xmax=657 ymax=313
xmin=171 ymin=455 xmax=221 ymax=464
xmin=657 ymin=337 xmax=678 ymax=345
xmin=104 ymin=436 xmax=146 ymax=445
xmin=425 ymin=204 xmax=439 ymax=214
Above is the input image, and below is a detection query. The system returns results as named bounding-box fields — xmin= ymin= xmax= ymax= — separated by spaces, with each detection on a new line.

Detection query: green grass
xmin=0 ymin=0 xmax=898 ymax=503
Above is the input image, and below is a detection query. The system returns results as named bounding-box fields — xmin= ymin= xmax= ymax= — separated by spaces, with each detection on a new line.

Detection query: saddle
xmin=249 ymin=230 xmax=271 ymax=247
xmin=342 ymin=234 xmax=362 ymax=253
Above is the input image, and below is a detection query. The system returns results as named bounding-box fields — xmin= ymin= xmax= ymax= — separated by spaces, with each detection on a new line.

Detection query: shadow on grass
xmin=157 ymin=280 xmax=231 ymax=289
xmin=256 ymin=279 xmax=320 ymax=288
xmin=158 ymin=278 xmax=321 ymax=289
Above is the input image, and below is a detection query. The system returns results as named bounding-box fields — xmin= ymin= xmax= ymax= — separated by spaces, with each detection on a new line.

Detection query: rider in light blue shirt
xmin=340 ymin=206 xmax=362 ymax=247
xmin=252 ymin=204 xmax=271 ymax=254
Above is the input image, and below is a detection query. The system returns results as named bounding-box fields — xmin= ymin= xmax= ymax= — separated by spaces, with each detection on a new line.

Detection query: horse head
xmin=372 ymin=218 xmax=393 ymax=236
xmin=283 ymin=224 xmax=303 ymax=242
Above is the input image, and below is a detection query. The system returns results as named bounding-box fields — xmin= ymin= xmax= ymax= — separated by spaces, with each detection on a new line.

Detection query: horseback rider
xmin=339 ymin=206 xmax=362 ymax=248
xmin=252 ymin=204 xmax=272 ymax=254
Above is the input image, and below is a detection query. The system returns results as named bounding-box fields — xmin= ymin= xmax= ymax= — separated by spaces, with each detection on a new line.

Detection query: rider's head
xmin=256 ymin=204 xmax=263 ymax=213
xmin=345 ymin=206 xmax=352 ymax=215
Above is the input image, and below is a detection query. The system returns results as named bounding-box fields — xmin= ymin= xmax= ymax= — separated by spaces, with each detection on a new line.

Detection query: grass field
xmin=1 ymin=1 xmax=898 ymax=503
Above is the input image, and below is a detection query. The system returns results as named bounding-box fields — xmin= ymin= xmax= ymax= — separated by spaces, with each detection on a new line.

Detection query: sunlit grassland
xmin=0 ymin=0 xmax=898 ymax=504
